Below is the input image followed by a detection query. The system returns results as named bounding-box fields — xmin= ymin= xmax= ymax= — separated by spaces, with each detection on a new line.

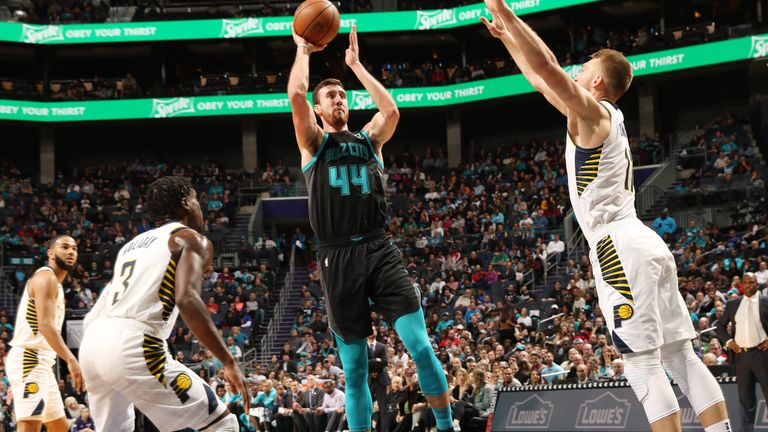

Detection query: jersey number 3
xmin=329 ymin=164 xmax=370 ymax=196
xmin=112 ymin=260 xmax=136 ymax=305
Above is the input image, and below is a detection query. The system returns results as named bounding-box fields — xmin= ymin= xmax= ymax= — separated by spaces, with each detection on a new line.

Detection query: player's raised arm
xmin=484 ymin=0 xmax=605 ymax=123
xmin=480 ymin=14 xmax=567 ymax=116
xmin=173 ymin=229 xmax=250 ymax=412
xmin=347 ymin=25 xmax=400 ymax=150
xmin=31 ymin=271 xmax=84 ymax=391
xmin=288 ymin=27 xmax=326 ymax=165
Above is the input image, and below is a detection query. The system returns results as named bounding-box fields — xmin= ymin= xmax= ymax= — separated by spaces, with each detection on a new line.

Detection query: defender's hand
xmin=345 ymin=24 xmax=360 ymax=67
xmin=484 ymin=0 xmax=509 ymax=15
xmin=480 ymin=14 xmax=506 ymax=39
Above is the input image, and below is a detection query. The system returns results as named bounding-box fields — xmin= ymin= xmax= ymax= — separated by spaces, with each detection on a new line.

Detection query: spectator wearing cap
xmin=436 ymin=312 xmax=454 ymax=333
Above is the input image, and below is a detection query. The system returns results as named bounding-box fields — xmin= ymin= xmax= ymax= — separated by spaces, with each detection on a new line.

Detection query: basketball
xmin=293 ymin=0 xmax=340 ymax=46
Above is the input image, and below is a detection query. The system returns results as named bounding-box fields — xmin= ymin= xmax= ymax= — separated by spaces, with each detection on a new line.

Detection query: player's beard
xmin=54 ymin=254 xmax=75 ymax=272
xmin=327 ymin=107 xmax=347 ymax=128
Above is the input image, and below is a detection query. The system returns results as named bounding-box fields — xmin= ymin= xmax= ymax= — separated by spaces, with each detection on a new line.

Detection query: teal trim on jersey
xmin=301 ymin=133 xmax=329 ymax=173
xmin=360 ymin=130 xmax=384 ymax=168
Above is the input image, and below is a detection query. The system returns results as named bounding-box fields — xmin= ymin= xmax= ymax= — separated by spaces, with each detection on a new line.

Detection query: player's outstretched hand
xmin=67 ymin=357 xmax=85 ymax=392
xmin=484 ymin=0 xmax=510 ymax=14
xmin=225 ymin=361 xmax=251 ymax=413
xmin=345 ymin=24 xmax=360 ymax=67
xmin=292 ymin=26 xmax=327 ymax=53
xmin=480 ymin=13 xmax=506 ymax=39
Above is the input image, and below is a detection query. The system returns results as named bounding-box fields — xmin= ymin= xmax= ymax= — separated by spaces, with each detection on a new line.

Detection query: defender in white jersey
xmin=8 ymin=235 xmax=84 ymax=432
xmin=79 ymin=176 xmax=247 ymax=432
xmin=481 ymin=2 xmax=731 ymax=432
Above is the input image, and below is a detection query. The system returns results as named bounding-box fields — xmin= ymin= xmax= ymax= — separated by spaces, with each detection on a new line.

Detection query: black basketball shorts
xmin=316 ymin=229 xmax=421 ymax=342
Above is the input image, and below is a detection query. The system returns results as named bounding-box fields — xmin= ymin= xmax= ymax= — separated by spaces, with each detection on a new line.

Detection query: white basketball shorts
xmin=6 ymin=347 xmax=65 ymax=422
xmin=590 ymin=219 xmax=696 ymax=354
xmin=79 ymin=318 xmax=227 ymax=432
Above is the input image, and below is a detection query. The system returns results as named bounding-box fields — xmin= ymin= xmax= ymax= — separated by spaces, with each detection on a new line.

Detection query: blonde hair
xmin=591 ymin=49 xmax=633 ymax=99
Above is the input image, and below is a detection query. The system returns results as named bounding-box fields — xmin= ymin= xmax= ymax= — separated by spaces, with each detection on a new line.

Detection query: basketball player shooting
xmin=287 ymin=25 xmax=454 ymax=432
xmin=479 ymin=1 xmax=731 ymax=431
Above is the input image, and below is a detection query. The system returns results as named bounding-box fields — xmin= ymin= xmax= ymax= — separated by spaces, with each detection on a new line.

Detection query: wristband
xmin=298 ymin=44 xmax=311 ymax=50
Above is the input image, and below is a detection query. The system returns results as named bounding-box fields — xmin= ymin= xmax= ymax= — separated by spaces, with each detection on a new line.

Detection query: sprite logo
xmin=21 ymin=24 xmax=64 ymax=44
xmin=750 ymin=35 xmax=768 ymax=58
xmin=220 ymin=18 xmax=264 ymax=38
xmin=349 ymin=91 xmax=374 ymax=110
xmin=150 ymin=98 xmax=195 ymax=118
xmin=416 ymin=9 xmax=457 ymax=30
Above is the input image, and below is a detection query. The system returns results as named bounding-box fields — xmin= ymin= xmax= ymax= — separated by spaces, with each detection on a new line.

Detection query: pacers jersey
xmin=84 ymin=222 xmax=186 ymax=340
xmin=9 ymin=267 xmax=64 ymax=355
xmin=302 ymin=130 xmax=387 ymax=241
xmin=566 ymin=100 xmax=637 ymax=247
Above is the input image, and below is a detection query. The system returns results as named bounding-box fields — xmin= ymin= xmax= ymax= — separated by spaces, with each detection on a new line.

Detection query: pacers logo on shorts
xmin=613 ymin=303 xmax=634 ymax=328
xmin=24 ymin=382 xmax=39 ymax=398
xmin=171 ymin=373 xmax=192 ymax=403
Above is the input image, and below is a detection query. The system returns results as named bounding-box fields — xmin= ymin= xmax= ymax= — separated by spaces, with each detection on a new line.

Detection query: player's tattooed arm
xmin=288 ymin=26 xmax=325 ymax=165
xmin=345 ymin=24 xmax=399 ymax=150
xmin=30 ymin=271 xmax=85 ymax=391
xmin=173 ymin=229 xmax=251 ymax=411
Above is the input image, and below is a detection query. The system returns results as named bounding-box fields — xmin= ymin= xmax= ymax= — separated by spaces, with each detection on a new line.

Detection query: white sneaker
xmin=453 ymin=419 xmax=461 ymax=432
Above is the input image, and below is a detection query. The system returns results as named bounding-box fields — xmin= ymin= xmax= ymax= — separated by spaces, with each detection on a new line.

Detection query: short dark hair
xmin=312 ymin=78 xmax=343 ymax=105
xmin=591 ymin=49 xmax=633 ymax=99
xmin=146 ymin=176 xmax=193 ymax=222
xmin=48 ymin=234 xmax=73 ymax=249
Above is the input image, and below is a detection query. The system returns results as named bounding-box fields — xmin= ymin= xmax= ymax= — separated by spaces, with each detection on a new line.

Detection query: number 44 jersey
xmin=84 ymin=222 xmax=186 ymax=340
xmin=302 ymin=130 xmax=388 ymax=242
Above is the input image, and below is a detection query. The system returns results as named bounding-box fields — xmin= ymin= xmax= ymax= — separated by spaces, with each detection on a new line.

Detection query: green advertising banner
xmin=0 ymin=0 xmax=599 ymax=44
xmin=1 ymin=34 xmax=766 ymax=122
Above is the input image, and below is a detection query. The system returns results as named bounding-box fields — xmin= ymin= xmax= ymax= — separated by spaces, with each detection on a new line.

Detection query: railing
xmin=635 ymin=162 xmax=677 ymax=216
xmin=237 ymin=186 xmax=269 ymax=208
xmin=0 ymin=276 xmax=18 ymax=317
xmin=249 ymin=245 xmax=296 ymax=369
xmin=248 ymin=198 xmax=264 ymax=245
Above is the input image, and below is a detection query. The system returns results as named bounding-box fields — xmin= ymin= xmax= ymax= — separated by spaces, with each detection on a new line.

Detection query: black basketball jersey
xmin=302 ymin=130 xmax=387 ymax=242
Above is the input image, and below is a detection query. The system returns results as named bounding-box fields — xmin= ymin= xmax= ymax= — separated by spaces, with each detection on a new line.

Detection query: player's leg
xmin=41 ymin=418 xmax=69 ymax=432
xmin=368 ymin=238 xmax=451 ymax=432
xmin=80 ymin=323 xmax=136 ymax=432
xmin=333 ymin=333 xmax=373 ymax=432
xmin=319 ymin=243 xmax=375 ymax=432
xmin=592 ymin=231 xmax=680 ymax=431
xmin=16 ymin=421 xmax=43 ymax=432
xmin=623 ymin=348 xmax=681 ymax=432
xmin=40 ymin=365 xmax=69 ymax=432
xmin=8 ymin=348 xmax=53 ymax=432
xmin=655 ymin=248 xmax=731 ymax=432
xmin=660 ymin=340 xmax=730 ymax=432
xmin=392 ymin=311 xmax=451 ymax=428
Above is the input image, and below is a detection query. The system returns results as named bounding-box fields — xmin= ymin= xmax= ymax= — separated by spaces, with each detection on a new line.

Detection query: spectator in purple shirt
xmin=72 ymin=407 xmax=95 ymax=432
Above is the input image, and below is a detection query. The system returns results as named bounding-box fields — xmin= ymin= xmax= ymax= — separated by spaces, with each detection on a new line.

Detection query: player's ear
xmin=313 ymin=104 xmax=322 ymax=116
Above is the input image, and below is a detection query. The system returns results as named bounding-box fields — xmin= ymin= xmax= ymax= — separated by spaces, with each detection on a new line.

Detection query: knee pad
xmin=661 ymin=340 xmax=724 ymax=415
xmin=205 ymin=413 xmax=238 ymax=432
xmin=624 ymin=349 xmax=679 ymax=423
